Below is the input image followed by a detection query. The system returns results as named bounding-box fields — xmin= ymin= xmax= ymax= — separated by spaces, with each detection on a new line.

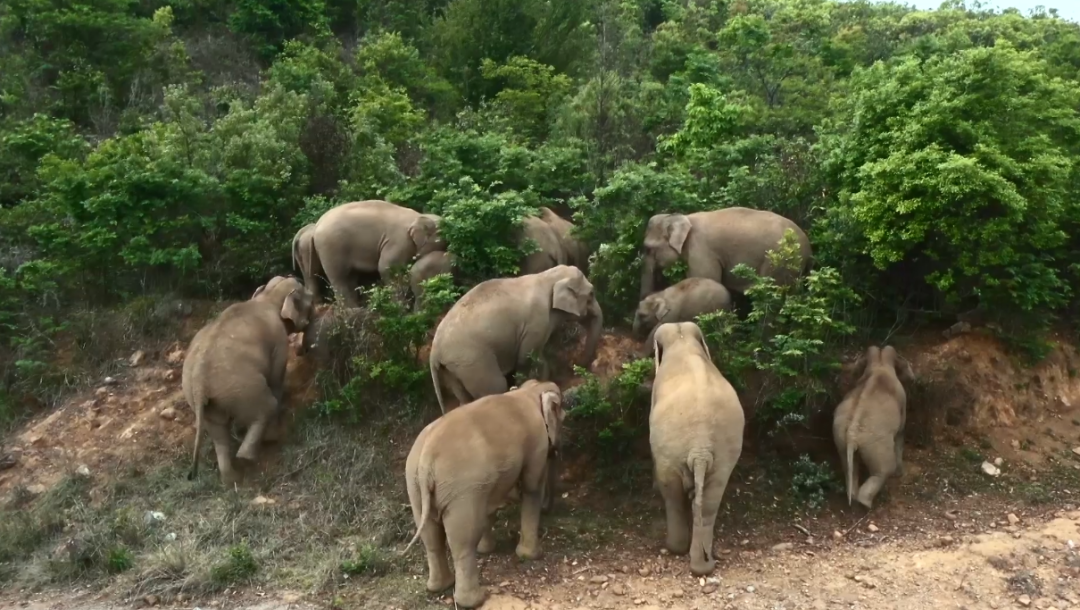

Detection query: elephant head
xmin=632 ymin=293 xmax=668 ymax=339
xmin=252 ymin=276 xmax=316 ymax=335
xmin=551 ymin=267 xmax=603 ymax=368
xmin=641 ymin=213 xmax=693 ymax=298
xmin=409 ymin=214 xmax=446 ymax=259
xmin=848 ymin=345 xmax=915 ymax=390
xmin=652 ymin=322 xmax=710 ymax=377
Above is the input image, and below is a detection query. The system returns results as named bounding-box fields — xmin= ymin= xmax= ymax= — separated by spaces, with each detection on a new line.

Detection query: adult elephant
xmin=538 ymin=207 xmax=590 ymax=272
xmin=639 ymin=207 xmax=812 ymax=299
xmin=519 ymin=216 xmax=566 ymax=275
xmin=312 ymin=200 xmax=445 ymax=307
xmin=292 ymin=223 xmax=323 ymax=301
xmin=429 ymin=265 xmax=602 ymax=413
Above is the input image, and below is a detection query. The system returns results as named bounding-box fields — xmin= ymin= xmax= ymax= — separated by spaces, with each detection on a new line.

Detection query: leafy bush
xmin=565 ymin=358 xmax=652 ymax=460
xmin=790 ymin=454 xmax=841 ymax=511
xmin=210 ymin=543 xmax=258 ymax=585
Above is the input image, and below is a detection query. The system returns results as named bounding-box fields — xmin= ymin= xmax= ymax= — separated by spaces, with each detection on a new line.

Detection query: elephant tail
xmin=688 ymin=453 xmax=711 ymax=556
xmin=302 ymin=230 xmax=321 ymax=287
xmin=430 ymin=358 xmax=447 ymax=414
xmin=292 ymin=232 xmax=302 ymax=273
xmin=187 ymin=397 xmax=206 ymax=481
xmin=845 ymin=434 xmax=857 ymax=506
xmin=402 ymin=465 xmax=433 ymax=555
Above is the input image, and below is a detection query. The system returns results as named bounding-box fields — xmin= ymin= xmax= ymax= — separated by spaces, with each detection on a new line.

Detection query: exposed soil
xmin=3 ymin=320 xmax=1080 ymax=609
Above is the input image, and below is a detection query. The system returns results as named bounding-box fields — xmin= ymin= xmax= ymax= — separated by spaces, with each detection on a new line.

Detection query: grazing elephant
xmin=650 ymin=322 xmax=744 ymax=576
xmin=402 ymin=381 xmax=565 ymax=608
xmin=184 ymin=276 xmax=316 ymax=485
xmin=833 ymin=345 xmax=914 ymax=510
xmin=429 ymin=265 xmax=603 ymax=413
xmin=297 ymin=305 xmax=366 ymax=364
xmin=409 ymin=251 xmax=456 ymax=312
xmin=520 ymin=216 xmax=567 ymax=275
xmin=633 ymin=278 xmax=732 ymax=349
xmin=312 ymin=200 xmax=445 ymax=307
xmin=292 ymin=223 xmax=323 ymax=302
xmin=538 ymin=207 xmax=590 ymax=271
xmin=640 ymin=207 xmax=812 ymax=299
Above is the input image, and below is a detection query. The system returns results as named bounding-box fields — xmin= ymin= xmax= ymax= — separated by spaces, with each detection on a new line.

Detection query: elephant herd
xmin=181 ymin=199 xmax=916 ymax=608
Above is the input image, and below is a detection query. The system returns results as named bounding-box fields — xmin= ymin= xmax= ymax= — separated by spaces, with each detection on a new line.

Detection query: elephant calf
xmin=183 ymin=276 xmax=316 ymax=485
xmin=650 ymin=322 xmax=744 ymax=576
xmin=833 ymin=345 xmax=914 ymax=509
xmin=409 ymin=250 xmax=456 ymax=312
xmin=402 ymin=381 xmax=565 ymax=609
xmin=633 ymin=278 xmax=732 ymax=348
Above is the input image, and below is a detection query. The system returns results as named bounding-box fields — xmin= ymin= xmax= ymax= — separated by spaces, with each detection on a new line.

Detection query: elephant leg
xmin=477 ymin=519 xmax=496 ymax=554
xmin=657 ymin=468 xmax=690 ymax=554
xmin=894 ymin=432 xmax=905 ymax=477
xmin=855 ymin=439 xmax=897 ymax=509
xmin=690 ymin=471 xmax=730 ymax=576
xmin=541 ymin=452 xmax=560 ymax=513
xmin=236 ymin=385 xmax=279 ymax=462
xmin=443 ymin=503 xmax=487 ymax=609
xmin=835 ymin=435 xmax=855 ymax=504
xmin=206 ymin=420 xmax=239 ymax=486
xmin=516 ymin=487 xmax=544 ymax=560
xmin=421 ymin=518 xmax=454 ymax=593
xmin=457 ymin=364 xmax=509 ymax=404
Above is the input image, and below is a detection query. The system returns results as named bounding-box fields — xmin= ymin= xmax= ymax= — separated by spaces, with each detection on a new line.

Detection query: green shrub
xmin=790 ymin=455 xmax=840 ymax=512
xmin=210 ymin=543 xmax=258 ymax=585
xmin=565 ymin=359 xmax=652 ymax=460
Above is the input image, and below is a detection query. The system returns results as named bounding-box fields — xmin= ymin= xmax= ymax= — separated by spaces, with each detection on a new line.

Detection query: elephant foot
xmin=690 ymin=557 xmax=716 ymax=577
xmin=477 ymin=532 xmax=496 ymax=554
xmin=515 ymin=542 xmax=542 ymax=561
xmin=235 ymin=445 xmax=259 ymax=462
xmin=219 ymin=469 xmax=241 ymax=488
xmin=453 ymin=584 xmax=486 ymax=609
xmin=426 ymin=572 xmax=454 ymax=594
xmin=665 ymin=532 xmax=690 ymax=556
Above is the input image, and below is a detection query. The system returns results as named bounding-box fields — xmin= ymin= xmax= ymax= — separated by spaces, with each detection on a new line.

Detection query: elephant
xmin=833 ymin=345 xmax=914 ymax=510
xmin=640 ymin=207 xmax=812 ymax=299
xmin=520 ymin=215 xmax=567 ymax=275
xmin=184 ymin=276 xmax=316 ymax=485
xmin=650 ymin=322 xmax=744 ymax=576
xmin=292 ymin=223 xmax=323 ymax=302
xmin=538 ymin=207 xmax=590 ymax=271
xmin=409 ymin=250 xmax=456 ymax=312
xmin=402 ymin=380 xmax=565 ymax=608
xmin=312 ymin=200 xmax=445 ymax=307
xmin=429 ymin=265 xmax=603 ymax=413
xmin=297 ymin=304 xmax=367 ymax=367
xmin=633 ymin=278 xmax=733 ymax=349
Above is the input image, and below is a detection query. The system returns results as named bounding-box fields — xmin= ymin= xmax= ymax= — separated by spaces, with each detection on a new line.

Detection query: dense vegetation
xmin=2 ymin=0 xmax=1080 ymax=432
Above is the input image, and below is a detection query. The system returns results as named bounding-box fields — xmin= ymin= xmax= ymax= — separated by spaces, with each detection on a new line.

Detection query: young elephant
xmin=633 ymin=278 xmax=733 ymax=348
xmin=833 ymin=345 xmax=914 ymax=509
xmin=650 ymin=322 xmax=744 ymax=576
xmin=183 ymin=276 xmax=316 ymax=485
xmin=402 ymin=381 xmax=565 ymax=608
xmin=429 ymin=265 xmax=602 ymax=412
xmin=409 ymin=250 xmax=456 ymax=312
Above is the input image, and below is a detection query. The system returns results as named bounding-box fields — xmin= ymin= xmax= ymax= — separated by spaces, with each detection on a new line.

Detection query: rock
xmin=165 ymin=532 xmax=176 ymax=541
xmin=771 ymin=542 xmax=793 ymax=552
xmin=26 ymin=483 xmax=46 ymax=495
xmin=671 ymin=590 xmax=683 ymax=599
xmin=746 ymin=585 xmax=755 ymax=593
xmin=702 ymin=585 xmax=717 ymax=595
xmin=251 ymin=495 xmax=276 ymax=506
xmin=1012 ymin=440 xmax=1021 ymax=450
xmin=1072 ymin=447 xmax=1080 ymax=457
xmin=163 ymin=370 xmax=178 ymax=382
xmin=143 ymin=595 xmax=160 ymax=607
xmin=611 ymin=584 xmax=626 ymax=596
xmin=937 ymin=535 xmax=955 ymax=547
xmin=867 ymin=523 xmax=879 ymax=533
xmin=76 ymin=464 xmax=90 ymax=477
xmin=143 ymin=511 xmax=166 ymax=525
xmin=104 ymin=376 xmax=118 ymax=385
xmin=0 ymin=452 xmax=18 ymax=471
xmin=1008 ymin=513 xmax=1020 ymax=525
xmin=165 ymin=347 xmax=185 ymax=365
xmin=129 ymin=350 xmax=146 ymax=367
xmin=982 ymin=461 xmax=1001 ymax=477
xmin=638 ymin=567 xmax=650 ymax=577
xmin=159 ymin=408 xmax=177 ymax=421
xmin=95 ymin=387 xmax=108 ymax=399
xmin=80 ymin=399 xmax=98 ymax=411
xmin=590 ymin=575 xmax=608 ymax=584
xmin=1019 ymin=595 xmax=1032 ymax=607
xmin=833 ymin=531 xmax=844 ymax=541
xmin=994 ymin=457 xmax=1004 ymax=467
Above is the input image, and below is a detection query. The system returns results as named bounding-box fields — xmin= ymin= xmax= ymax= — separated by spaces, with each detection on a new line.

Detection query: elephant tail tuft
xmin=845 ymin=432 xmax=857 ymax=506
xmin=430 ymin=358 xmax=447 ymax=414
xmin=688 ymin=453 xmax=711 ymax=559
xmin=402 ymin=465 xmax=433 ymax=555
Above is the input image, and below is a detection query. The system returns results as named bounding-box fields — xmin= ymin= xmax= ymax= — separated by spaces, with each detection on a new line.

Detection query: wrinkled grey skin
xmin=650 ymin=322 xmax=744 ymax=576
xmin=429 ymin=265 xmax=603 ymax=413
xmin=833 ymin=345 xmax=915 ymax=510
xmin=409 ymin=251 xmax=456 ymax=312
xmin=640 ymin=207 xmax=812 ymax=299
xmin=292 ymin=223 xmax=323 ymax=302
xmin=520 ymin=216 xmax=567 ymax=275
xmin=633 ymin=278 xmax=733 ymax=349
xmin=312 ymin=200 xmax=446 ymax=307
xmin=538 ymin=207 xmax=590 ymax=272
xmin=184 ymin=276 xmax=316 ymax=485
xmin=402 ymin=381 xmax=565 ymax=608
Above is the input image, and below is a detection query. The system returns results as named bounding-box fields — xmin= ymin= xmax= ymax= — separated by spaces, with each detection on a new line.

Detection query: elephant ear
xmin=408 ymin=216 xmax=437 ymax=251
xmin=665 ymin=214 xmax=692 ymax=254
xmin=252 ymin=284 xmax=267 ymax=299
xmin=653 ymin=297 xmax=671 ymax=322
xmin=280 ymin=289 xmax=310 ymax=331
xmin=690 ymin=323 xmax=711 ymax=361
xmin=552 ymin=277 xmax=587 ymax=317
xmin=540 ymin=390 xmax=563 ymax=447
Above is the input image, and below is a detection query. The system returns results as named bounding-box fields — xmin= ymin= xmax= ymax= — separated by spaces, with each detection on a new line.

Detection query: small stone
xmin=746 ymin=585 xmax=755 ymax=593
xmin=833 ymin=531 xmax=844 ymax=541
xmin=702 ymin=585 xmax=717 ymax=595
xmin=771 ymin=542 xmax=793 ymax=552
xmin=159 ymin=408 xmax=177 ymax=421
xmin=165 ymin=533 xmax=176 ymax=541
xmin=611 ymin=584 xmax=625 ymax=596
xmin=1019 ymin=595 xmax=1032 ymax=607
xmin=638 ymin=567 xmax=650 ymax=577
xmin=251 ymin=495 xmax=274 ymax=506
xmin=166 ymin=348 xmax=185 ymax=365
xmin=590 ymin=575 xmax=608 ymax=584
xmin=282 ymin=593 xmax=301 ymax=604
xmin=143 ymin=595 xmax=159 ymax=607
xmin=739 ymin=539 xmax=749 ymax=546
xmin=163 ymin=370 xmax=178 ymax=382
xmin=671 ymin=591 xmax=683 ymax=598
xmin=994 ymin=457 xmax=1004 ymax=467
xmin=104 ymin=376 xmax=118 ymax=385
xmin=129 ymin=350 xmax=146 ymax=367
xmin=80 ymin=399 xmax=98 ymax=411
xmin=1012 ymin=440 xmax=1021 ymax=450
xmin=95 ymin=387 xmax=108 ymax=399
xmin=76 ymin=465 xmax=90 ymax=477
xmin=867 ymin=524 xmax=879 ymax=533
xmin=143 ymin=511 xmax=166 ymax=525
xmin=26 ymin=483 xmax=46 ymax=495
xmin=1008 ymin=513 xmax=1020 ymax=525
xmin=937 ymin=536 xmax=955 ymax=547
xmin=632 ymin=599 xmax=644 ymax=605
xmin=982 ymin=461 xmax=1001 ymax=476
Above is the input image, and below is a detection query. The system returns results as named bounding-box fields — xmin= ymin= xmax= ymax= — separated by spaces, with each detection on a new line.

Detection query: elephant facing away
xmin=833 ymin=345 xmax=914 ymax=510
xmin=520 ymin=215 xmax=567 ymax=275
xmin=633 ymin=278 xmax=732 ymax=349
xmin=650 ymin=322 xmax=744 ymax=576
xmin=538 ymin=207 xmax=590 ymax=271
xmin=183 ymin=276 xmax=316 ymax=485
xmin=409 ymin=251 xmax=456 ymax=312
xmin=640 ymin=207 xmax=812 ymax=299
xmin=402 ymin=381 xmax=565 ymax=608
xmin=312 ymin=200 xmax=445 ymax=307
xmin=292 ymin=223 xmax=323 ymax=302
xmin=429 ymin=265 xmax=603 ymax=413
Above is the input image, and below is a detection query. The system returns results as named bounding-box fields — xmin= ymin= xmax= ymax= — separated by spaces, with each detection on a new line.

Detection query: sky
xmin=897 ymin=0 xmax=1080 ymax=22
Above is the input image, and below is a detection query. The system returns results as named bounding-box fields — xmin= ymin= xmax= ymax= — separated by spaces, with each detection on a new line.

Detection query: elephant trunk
xmin=580 ymin=297 xmax=603 ymax=369
xmin=640 ymin=256 xmax=656 ymax=300
xmin=631 ymin=315 xmax=641 ymax=338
